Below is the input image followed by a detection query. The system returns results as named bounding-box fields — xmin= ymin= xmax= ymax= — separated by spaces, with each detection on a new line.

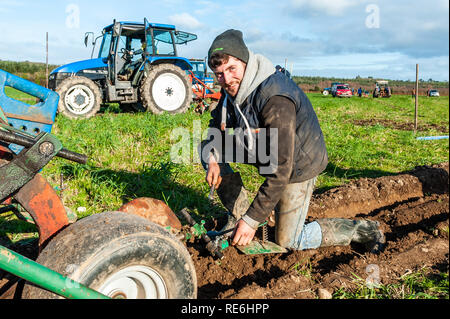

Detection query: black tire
xmin=56 ymin=76 xmax=102 ymax=119
xmin=22 ymin=211 xmax=197 ymax=299
xmin=140 ymin=64 xmax=192 ymax=115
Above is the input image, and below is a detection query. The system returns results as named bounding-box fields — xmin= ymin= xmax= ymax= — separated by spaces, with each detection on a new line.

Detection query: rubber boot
xmin=216 ymin=172 xmax=250 ymax=236
xmin=316 ymin=218 xmax=385 ymax=253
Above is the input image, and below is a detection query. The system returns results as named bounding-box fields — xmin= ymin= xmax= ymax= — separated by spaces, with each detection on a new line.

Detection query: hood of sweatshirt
xmin=231 ymin=50 xmax=276 ymax=106
xmin=222 ymin=51 xmax=275 ymax=152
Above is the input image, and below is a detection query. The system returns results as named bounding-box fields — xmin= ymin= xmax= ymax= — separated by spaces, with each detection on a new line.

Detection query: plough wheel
xmin=22 ymin=211 xmax=197 ymax=299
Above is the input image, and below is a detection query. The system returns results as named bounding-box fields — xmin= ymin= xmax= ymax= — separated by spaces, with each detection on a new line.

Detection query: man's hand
xmin=231 ymin=219 xmax=256 ymax=246
xmin=206 ymin=155 xmax=222 ymax=188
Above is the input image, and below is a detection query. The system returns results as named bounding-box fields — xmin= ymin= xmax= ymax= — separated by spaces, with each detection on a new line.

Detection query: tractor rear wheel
xmin=140 ymin=64 xmax=192 ymax=114
xmin=56 ymin=76 xmax=102 ymax=119
xmin=22 ymin=211 xmax=197 ymax=299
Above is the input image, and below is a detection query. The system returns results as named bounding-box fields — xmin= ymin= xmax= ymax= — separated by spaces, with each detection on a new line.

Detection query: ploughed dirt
xmin=1 ymin=163 xmax=448 ymax=299
xmin=351 ymin=119 xmax=449 ymax=133
xmin=189 ymin=162 xmax=449 ymax=299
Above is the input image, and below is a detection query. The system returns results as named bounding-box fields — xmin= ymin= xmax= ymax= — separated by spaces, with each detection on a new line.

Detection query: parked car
xmin=330 ymin=83 xmax=341 ymax=97
xmin=428 ymin=89 xmax=440 ymax=97
xmin=332 ymin=84 xmax=352 ymax=98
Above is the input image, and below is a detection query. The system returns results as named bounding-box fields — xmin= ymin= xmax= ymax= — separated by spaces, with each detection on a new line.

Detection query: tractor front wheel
xmin=56 ymin=76 xmax=102 ymax=119
xmin=22 ymin=211 xmax=197 ymax=299
xmin=140 ymin=64 xmax=192 ymax=115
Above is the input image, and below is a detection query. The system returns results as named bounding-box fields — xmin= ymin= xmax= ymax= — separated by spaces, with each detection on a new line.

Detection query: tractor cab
xmin=98 ymin=21 xmax=196 ymax=84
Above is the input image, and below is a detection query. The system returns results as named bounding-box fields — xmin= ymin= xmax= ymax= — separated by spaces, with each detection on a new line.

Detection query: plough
xmin=0 ymin=69 xmax=197 ymax=299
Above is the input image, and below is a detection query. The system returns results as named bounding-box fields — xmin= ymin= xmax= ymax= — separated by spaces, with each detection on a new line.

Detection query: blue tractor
xmin=48 ymin=19 xmax=197 ymax=118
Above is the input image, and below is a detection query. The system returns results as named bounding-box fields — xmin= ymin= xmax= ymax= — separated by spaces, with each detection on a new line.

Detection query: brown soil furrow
xmin=351 ymin=119 xmax=449 ymax=133
xmin=192 ymin=163 xmax=449 ymax=299
xmin=309 ymin=163 xmax=448 ymax=220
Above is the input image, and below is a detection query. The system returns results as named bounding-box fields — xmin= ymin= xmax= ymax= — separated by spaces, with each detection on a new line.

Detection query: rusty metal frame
xmin=13 ymin=174 xmax=69 ymax=247
xmin=0 ymin=130 xmax=70 ymax=248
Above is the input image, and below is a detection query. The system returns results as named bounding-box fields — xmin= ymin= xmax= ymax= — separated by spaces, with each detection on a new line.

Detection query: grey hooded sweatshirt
xmin=204 ymin=51 xmax=328 ymax=228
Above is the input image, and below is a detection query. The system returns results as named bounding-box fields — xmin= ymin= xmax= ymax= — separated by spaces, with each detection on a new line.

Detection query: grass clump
xmin=333 ymin=268 xmax=449 ymax=299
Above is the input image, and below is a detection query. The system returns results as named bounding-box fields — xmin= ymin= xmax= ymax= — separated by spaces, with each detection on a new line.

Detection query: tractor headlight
xmin=49 ymin=72 xmax=72 ymax=81
xmin=54 ymin=72 xmax=72 ymax=80
xmin=48 ymin=72 xmax=72 ymax=90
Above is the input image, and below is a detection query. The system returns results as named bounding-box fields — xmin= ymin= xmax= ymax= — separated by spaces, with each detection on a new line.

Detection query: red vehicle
xmin=333 ymin=84 xmax=353 ymax=98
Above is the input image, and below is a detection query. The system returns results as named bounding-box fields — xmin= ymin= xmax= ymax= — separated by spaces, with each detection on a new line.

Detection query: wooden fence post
xmin=414 ymin=64 xmax=419 ymax=133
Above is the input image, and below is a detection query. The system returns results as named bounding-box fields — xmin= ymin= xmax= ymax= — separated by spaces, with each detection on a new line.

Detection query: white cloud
xmin=438 ymin=0 xmax=449 ymax=10
xmin=0 ymin=0 xmax=22 ymax=12
xmin=0 ymin=0 xmax=22 ymax=5
xmin=168 ymin=13 xmax=204 ymax=31
xmin=421 ymin=21 xmax=442 ymax=32
xmin=290 ymin=0 xmax=360 ymax=16
xmin=284 ymin=0 xmax=449 ymax=59
xmin=193 ymin=0 xmax=220 ymax=16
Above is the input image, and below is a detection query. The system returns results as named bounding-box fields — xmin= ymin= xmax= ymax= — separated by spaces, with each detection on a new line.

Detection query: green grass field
xmin=1 ymin=90 xmax=448 ymax=299
xmin=47 ymin=94 xmax=448 ymax=215
xmin=4 ymin=86 xmax=39 ymax=103
xmin=2 ymin=91 xmax=448 ymax=219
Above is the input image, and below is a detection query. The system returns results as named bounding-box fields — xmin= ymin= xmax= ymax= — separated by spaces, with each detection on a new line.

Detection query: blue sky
xmin=0 ymin=0 xmax=448 ymax=81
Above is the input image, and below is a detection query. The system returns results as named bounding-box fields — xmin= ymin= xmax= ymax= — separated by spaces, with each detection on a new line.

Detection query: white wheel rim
xmin=98 ymin=265 xmax=168 ymax=299
xmin=152 ymin=73 xmax=186 ymax=111
xmin=64 ymin=84 xmax=95 ymax=115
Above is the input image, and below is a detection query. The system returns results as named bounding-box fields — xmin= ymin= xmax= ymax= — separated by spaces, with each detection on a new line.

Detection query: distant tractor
xmin=373 ymin=80 xmax=391 ymax=98
xmin=48 ymin=19 xmax=197 ymax=119
xmin=189 ymin=58 xmax=214 ymax=89
xmin=188 ymin=58 xmax=221 ymax=113
xmin=322 ymin=88 xmax=331 ymax=96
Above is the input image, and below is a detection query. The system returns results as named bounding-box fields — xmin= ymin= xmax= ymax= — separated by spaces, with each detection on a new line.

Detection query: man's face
xmin=212 ymin=56 xmax=246 ymax=97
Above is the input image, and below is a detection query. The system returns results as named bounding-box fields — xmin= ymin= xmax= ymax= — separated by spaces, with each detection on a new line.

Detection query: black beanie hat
xmin=208 ymin=29 xmax=249 ymax=68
